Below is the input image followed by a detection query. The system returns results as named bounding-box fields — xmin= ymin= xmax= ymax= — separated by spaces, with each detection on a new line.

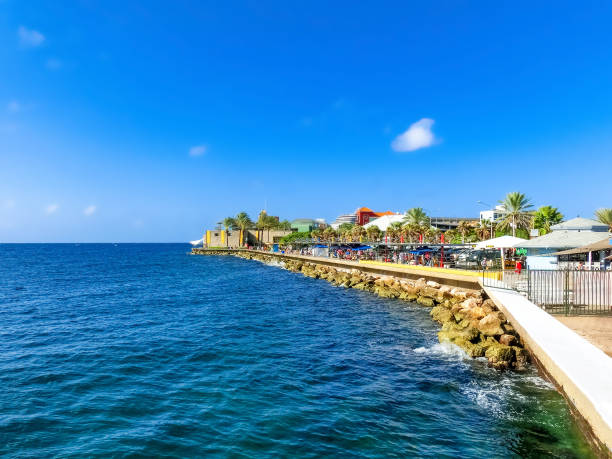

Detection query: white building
xmin=331 ymin=213 xmax=357 ymax=229
xmin=479 ymin=205 xmax=507 ymax=223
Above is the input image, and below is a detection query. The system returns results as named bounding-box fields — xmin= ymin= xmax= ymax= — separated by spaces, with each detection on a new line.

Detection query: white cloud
xmin=45 ymin=58 xmax=62 ymax=70
xmin=391 ymin=118 xmax=437 ymax=152
xmin=189 ymin=145 xmax=207 ymax=157
xmin=18 ymin=26 xmax=45 ymax=47
xmin=83 ymin=205 xmax=97 ymax=216
xmin=45 ymin=203 xmax=59 ymax=215
xmin=7 ymin=100 xmax=21 ymax=113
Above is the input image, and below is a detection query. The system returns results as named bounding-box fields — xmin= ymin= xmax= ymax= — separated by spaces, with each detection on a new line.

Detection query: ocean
xmin=0 ymin=244 xmax=592 ymax=457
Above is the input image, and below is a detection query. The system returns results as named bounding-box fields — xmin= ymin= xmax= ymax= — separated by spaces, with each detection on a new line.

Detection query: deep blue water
xmin=0 ymin=244 xmax=592 ymax=458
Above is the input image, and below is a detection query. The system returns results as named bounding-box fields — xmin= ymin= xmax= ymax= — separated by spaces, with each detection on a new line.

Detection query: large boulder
xmin=478 ymin=313 xmax=505 ymax=337
xmin=499 ymin=334 xmax=517 ymax=346
xmin=419 ymin=286 xmax=441 ymax=300
xmin=426 ymin=280 xmax=441 ymax=289
xmin=430 ymin=305 xmax=453 ymax=324
xmin=512 ymin=347 xmax=530 ymax=371
xmin=485 ymin=344 xmax=514 ymax=370
xmin=440 ymin=322 xmax=480 ymax=343
xmin=463 ymin=306 xmax=486 ymax=321
xmin=481 ymin=299 xmax=497 ymax=314
xmin=450 ymin=288 xmax=468 ymax=300
xmin=461 ymin=297 xmax=483 ymax=309
xmin=417 ymin=296 xmax=435 ymax=307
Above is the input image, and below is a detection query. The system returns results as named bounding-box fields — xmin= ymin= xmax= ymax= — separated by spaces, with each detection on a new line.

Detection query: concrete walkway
xmin=556 ymin=316 xmax=612 ymax=358
xmin=485 ymin=286 xmax=612 ymax=454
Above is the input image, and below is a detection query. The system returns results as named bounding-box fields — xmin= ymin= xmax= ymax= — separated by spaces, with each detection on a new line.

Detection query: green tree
xmin=222 ymin=217 xmax=237 ymax=247
xmin=444 ymin=229 xmax=461 ymax=244
xmin=498 ymin=192 xmax=534 ymax=237
xmin=323 ymin=227 xmax=338 ymax=242
xmin=366 ymin=225 xmax=382 ymax=242
xmin=595 ymin=208 xmax=612 ymax=231
xmin=476 ymin=219 xmax=495 ymax=241
xmin=386 ymin=221 xmax=403 ymax=242
xmin=402 ymin=207 xmax=428 ymax=226
xmin=277 ymin=219 xmax=292 ymax=230
xmin=311 ymin=228 xmax=323 ymax=241
xmin=279 ymin=231 xmax=310 ymax=245
xmin=337 ymin=223 xmax=354 ymax=241
xmin=351 ymin=225 xmax=367 ymax=242
xmin=234 ymin=212 xmax=254 ymax=246
xmin=456 ymin=220 xmax=474 ymax=244
xmin=424 ymin=226 xmax=441 ymax=243
xmin=533 ymin=206 xmax=564 ymax=235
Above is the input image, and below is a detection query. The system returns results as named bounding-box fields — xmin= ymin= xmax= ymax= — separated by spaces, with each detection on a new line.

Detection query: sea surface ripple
xmin=0 ymin=244 xmax=593 ymax=458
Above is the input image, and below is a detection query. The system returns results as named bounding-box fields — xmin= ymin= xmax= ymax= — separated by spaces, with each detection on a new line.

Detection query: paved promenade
xmin=485 ymin=286 xmax=612 ymax=454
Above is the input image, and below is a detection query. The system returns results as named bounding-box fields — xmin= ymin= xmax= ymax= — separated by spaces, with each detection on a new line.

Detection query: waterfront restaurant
xmin=553 ymin=237 xmax=612 ymax=269
xmin=515 ymin=217 xmax=610 ymax=256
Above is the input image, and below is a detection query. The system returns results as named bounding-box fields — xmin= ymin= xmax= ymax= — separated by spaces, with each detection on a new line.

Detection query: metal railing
xmin=483 ymin=268 xmax=612 ymax=316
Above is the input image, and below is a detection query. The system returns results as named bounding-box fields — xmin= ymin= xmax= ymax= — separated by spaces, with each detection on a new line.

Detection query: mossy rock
xmin=417 ymin=296 xmax=435 ymax=307
xmin=439 ymin=323 xmax=480 ymax=343
xmin=512 ymin=346 xmax=530 ymax=371
xmin=485 ymin=344 xmax=514 ymax=369
xmin=430 ymin=305 xmax=453 ymax=324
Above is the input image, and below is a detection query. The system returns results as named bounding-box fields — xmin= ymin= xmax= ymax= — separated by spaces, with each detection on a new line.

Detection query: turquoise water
xmin=0 ymin=244 xmax=592 ymax=457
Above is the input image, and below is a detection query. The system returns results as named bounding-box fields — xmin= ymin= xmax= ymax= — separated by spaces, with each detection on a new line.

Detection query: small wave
xmin=413 ymin=342 xmax=469 ymax=360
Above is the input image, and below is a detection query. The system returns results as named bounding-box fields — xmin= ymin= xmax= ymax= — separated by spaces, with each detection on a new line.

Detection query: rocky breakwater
xmin=200 ymin=250 xmax=529 ymax=371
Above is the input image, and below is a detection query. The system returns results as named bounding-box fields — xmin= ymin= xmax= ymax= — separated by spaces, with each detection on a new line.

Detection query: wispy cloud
xmin=18 ymin=26 xmax=45 ymax=47
xmin=45 ymin=58 xmax=62 ymax=70
xmin=189 ymin=145 xmax=207 ymax=157
xmin=45 ymin=203 xmax=59 ymax=215
xmin=391 ymin=118 xmax=438 ymax=152
xmin=83 ymin=205 xmax=97 ymax=216
xmin=6 ymin=100 xmax=21 ymax=113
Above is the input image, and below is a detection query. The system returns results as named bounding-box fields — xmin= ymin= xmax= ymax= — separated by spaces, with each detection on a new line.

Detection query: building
xmin=291 ymin=219 xmax=317 ymax=233
xmin=204 ymin=228 xmax=293 ymax=247
xmin=479 ymin=205 xmax=507 ymax=223
xmin=553 ymin=237 xmax=612 ymax=268
xmin=363 ymin=214 xmax=405 ymax=231
xmin=331 ymin=213 xmax=357 ymax=229
xmin=355 ymin=207 xmax=397 ymax=226
xmin=430 ymin=216 xmax=479 ymax=231
xmin=514 ymin=217 xmax=610 ymax=256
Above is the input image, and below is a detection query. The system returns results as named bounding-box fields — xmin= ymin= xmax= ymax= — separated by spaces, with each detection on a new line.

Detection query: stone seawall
xmin=194 ymin=249 xmax=528 ymax=371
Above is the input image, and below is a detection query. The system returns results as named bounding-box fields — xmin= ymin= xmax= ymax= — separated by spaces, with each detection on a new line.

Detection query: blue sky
xmin=1 ymin=1 xmax=611 ymax=242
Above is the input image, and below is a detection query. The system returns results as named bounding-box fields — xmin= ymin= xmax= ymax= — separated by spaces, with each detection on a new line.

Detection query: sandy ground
xmin=556 ymin=316 xmax=612 ymax=357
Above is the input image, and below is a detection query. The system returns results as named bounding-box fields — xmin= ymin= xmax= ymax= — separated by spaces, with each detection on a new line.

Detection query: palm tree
xmin=323 ymin=227 xmax=338 ymax=242
xmin=277 ymin=219 xmax=292 ymax=230
xmin=234 ymin=212 xmax=254 ymax=246
xmin=424 ymin=227 xmax=441 ymax=243
xmin=403 ymin=222 xmax=422 ymax=243
xmin=444 ymin=229 xmax=460 ymax=244
xmin=386 ymin=221 xmax=403 ymax=242
xmin=595 ymin=208 xmax=612 ymax=231
xmin=476 ymin=219 xmax=495 ymax=241
xmin=497 ymin=192 xmax=534 ymax=237
xmin=533 ymin=206 xmax=564 ymax=235
xmin=403 ymin=207 xmax=428 ymax=226
xmin=456 ymin=220 xmax=474 ymax=244
xmin=351 ymin=225 xmax=366 ymax=242
xmin=311 ymin=228 xmax=323 ymax=241
xmin=222 ymin=217 xmax=236 ymax=247
xmin=337 ymin=223 xmax=354 ymax=242
xmin=366 ymin=225 xmax=381 ymax=242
